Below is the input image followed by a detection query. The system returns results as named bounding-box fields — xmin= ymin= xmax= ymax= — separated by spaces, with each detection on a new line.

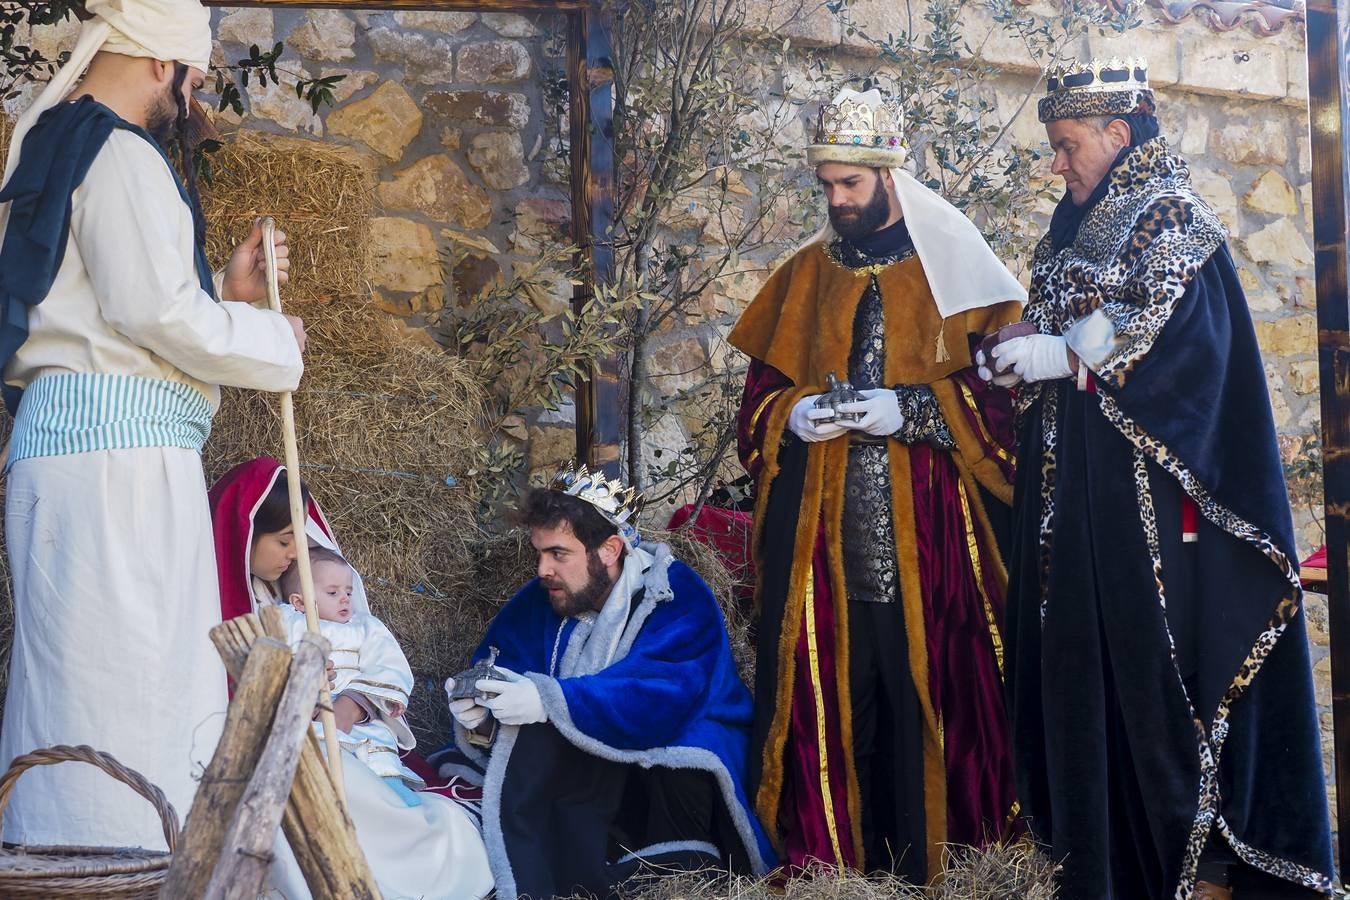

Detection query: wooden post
xmin=202 ymin=634 xmax=330 ymax=900
xmin=568 ymin=2 xmax=620 ymax=472
xmin=162 ymin=637 xmax=296 ymax=899
xmin=1308 ymin=0 xmax=1350 ymax=865
xmin=207 ymin=612 xmax=381 ymax=899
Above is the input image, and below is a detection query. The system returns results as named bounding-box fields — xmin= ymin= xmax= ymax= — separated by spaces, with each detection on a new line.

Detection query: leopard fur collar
xmin=1025 ymin=138 xmax=1226 ymax=336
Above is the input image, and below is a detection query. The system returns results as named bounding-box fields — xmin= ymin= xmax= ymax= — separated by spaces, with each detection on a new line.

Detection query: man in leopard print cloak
xmin=984 ymin=57 xmax=1336 ymax=899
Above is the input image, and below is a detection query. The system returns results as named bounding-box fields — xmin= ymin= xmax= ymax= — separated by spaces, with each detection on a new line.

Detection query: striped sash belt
xmin=7 ymin=373 xmax=214 ymax=470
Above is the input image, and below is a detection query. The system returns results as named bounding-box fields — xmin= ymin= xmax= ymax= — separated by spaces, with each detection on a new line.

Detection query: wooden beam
xmin=203 ymin=634 xmax=331 ymax=900
xmin=208 ymin=611 xmax=381 ymax=899
xmin=1307 ymin=0 xmax=1350 ymax=866
xmin=568 ymin=3 xmax=620 ymax=472
xmin=162 ymin=637 xmax=296 ymax=899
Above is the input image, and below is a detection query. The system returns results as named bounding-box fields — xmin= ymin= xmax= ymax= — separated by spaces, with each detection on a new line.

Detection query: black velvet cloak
xmin=1006 ymin=138 xmax=1336 ymax=898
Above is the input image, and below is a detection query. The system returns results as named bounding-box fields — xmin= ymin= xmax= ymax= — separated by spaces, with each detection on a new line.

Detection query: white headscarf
xmin=806 ymin=88 xmax=1028 ymax=322
xmin=1 ymin=0 xmax=212 ymax=185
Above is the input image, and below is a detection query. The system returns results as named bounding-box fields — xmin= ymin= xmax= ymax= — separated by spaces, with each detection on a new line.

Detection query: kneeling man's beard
xmin=545 ymin=551 xmax=614 ymax=617
xmin=829 ymin=173 xmax=891 ymax=240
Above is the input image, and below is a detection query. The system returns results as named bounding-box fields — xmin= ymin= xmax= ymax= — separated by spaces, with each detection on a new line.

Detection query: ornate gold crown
xmin=807 ymin=90 xmax=908 ymax=168
xmin=1039 ymin=56 xmax=1155 ymax=123
xmin=1046 ymin=57 xmax=1150 ymax=96
xmin=548 ymin=463 xmax=644 ymax=547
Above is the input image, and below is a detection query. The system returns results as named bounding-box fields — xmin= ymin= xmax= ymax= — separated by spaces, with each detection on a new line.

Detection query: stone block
xmin=511 ymin=198 xmax=571 ymax=255
xmin=326 ymin=81 xmax=422 ymax=161
xmin=218 ymin=8 xmax=273 ymax=47
xmin=961 ymin=2 xmax=1043 ymax=74
xmin=482 ymin=13 xmax=540 ymax=38
xmin=452 ymin=255 xmax=503 ymax=304
xmin=647 ymin=335 xmax=711 ymax=395
xmin=1188 ymin=168 xmax=1238 ymax=234
xmin=366 ymin=217 xmax=441 ymax=294
xmin=378 ymin=155 xmax=492 ymax=228
xmin=740 ymin=0 xmax=841 ymax=49
xmin=838 ymin=0 xmax=928 ymax=55
xmin=393 ymin=11 xmax=477 ymax=33
xmin=1300 ymin=182 xmax=1313 ymax=234
xmin=369 ymin=27 xmax=457 ymax=84
xmin=1212 ymin=119 xmax=1288 ymax=166
xmin=441 ymin=228 xmax=501 ymax=256
xmin=424 ymin=91 xmax=530 ymax=130
xmin=1087 ymin=25 xmax=1180 ymax=87
xmin=286 ymin=10 xmax=355 ymax=62
xmin=457 ymin=40 xmax=533 ymax=84
xmin=1156 ymin=95 xmax=1208 ymax=155
xmin=1290 ymin=359 xmax=1320 ymax=395
xmin=1286 ymin=44 xmax=1309 ymax=104
xmin=1254 ymin=313 xmax=1315 ymax=358
xmin=467 ymin=132 xmax=530 ymax=190
xmin=1176 ymin=34 xmax=1287 ymax=100
xmin=528 ymin=424 xmax=576 ymax=471
xmin=1244 ymin=218 xmax=1314 ymax=269
xmin=319 ymin=68 xmax=378 ymax=105
xmin=246 ymin=59 xmax=323 ymax=134
xmin=1244 ymin=171 xmax=1297 ymax=216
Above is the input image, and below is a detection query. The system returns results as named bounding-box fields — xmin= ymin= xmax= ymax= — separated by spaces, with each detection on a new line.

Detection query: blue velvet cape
xmin=444 ymin=552 xmax=776 ymax=887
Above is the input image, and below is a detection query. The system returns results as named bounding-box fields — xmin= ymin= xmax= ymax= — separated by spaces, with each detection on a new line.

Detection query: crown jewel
xmin=548 ymin=463 xmax=644 ymax=547
xmin=813 ymin=94 xmax=907 ymax=151
xmin=1038 ymin=56 xmax=1156 ymax=123
xmin=1046 ymin=56 xmax=1150 ymax=96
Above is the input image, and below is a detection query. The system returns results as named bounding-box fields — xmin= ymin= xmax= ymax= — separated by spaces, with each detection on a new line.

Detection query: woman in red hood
xmin=208 ymin=457 xmax=492 ymax=900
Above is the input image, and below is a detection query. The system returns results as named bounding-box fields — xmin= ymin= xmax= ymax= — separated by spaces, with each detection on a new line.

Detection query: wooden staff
xmin=260 ymin=216 xmax=346 ymax=803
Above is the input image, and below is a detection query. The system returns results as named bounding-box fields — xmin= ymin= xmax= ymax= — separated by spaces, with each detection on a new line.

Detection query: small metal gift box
xmin=813 ymin=372 xmax=865 ymax=425
xmin=449 ymin=647 xmax=510 ymax=704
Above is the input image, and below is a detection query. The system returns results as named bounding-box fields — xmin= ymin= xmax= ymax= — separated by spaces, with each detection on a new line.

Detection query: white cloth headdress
xmin=807 ymin=88 xmax=1028 ymax=335
xmin=2 ymin=0 xmax=212 ymax=185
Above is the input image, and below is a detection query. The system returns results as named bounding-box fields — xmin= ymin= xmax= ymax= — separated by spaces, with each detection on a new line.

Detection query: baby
xmin=279 ymin=546 xmax=425 ymax=807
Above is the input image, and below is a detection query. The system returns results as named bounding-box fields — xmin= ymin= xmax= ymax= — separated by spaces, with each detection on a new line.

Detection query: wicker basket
xmin=0 ymin=744 xmax=179 ymax=898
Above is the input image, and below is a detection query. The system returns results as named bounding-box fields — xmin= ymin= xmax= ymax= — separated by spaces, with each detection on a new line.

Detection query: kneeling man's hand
xmin=444 ymin=677 xmax=490 ymax=730
xmin=478 ymin=677 xmax=547 ymax=726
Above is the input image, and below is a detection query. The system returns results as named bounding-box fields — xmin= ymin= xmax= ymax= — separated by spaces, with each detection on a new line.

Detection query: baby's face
xmin=310 ymin=560 xmax=355 ymax=624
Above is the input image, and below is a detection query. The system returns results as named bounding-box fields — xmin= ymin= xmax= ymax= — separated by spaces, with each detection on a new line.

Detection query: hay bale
xmin=200 ymin=131 xmax=377 ymax=303
xmin=587 ymin=844 xmax=1058 ymax=899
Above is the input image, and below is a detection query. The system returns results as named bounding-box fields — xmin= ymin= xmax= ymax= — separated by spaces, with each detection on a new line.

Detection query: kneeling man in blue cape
xmin=431 ymin=462 xmax=775 ymax=899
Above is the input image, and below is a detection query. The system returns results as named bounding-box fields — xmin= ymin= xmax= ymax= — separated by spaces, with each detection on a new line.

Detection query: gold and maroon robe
xmin=730 ymin=239 xmax=1021 ymax=877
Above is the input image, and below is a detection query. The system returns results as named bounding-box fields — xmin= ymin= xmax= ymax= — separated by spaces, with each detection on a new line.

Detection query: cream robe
xmin=0 ymin=128 xmax=303 ymax=848
xmin=257 ymin=586 xmax=493 ymax=900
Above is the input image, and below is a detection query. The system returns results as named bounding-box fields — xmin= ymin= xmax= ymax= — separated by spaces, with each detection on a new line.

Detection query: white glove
xmin=478 ymin=676 xmax=547 ymax=726
xmin=834 ymin=388 xmax=904 ymax=437
xmin=990 ymin=335 xmax=1074 ymax=384
xmin=788 ymin=394 xmax=848 ymax=443
xmin=975 ymin=348 xmax=1023 ymax=388
xmin=444 ymin=677 xmax=489 ymax=730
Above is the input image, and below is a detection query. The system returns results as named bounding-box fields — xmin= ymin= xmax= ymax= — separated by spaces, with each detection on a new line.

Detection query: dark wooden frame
xmin=1307 ymin=0 xmax=1350 ymax=865
xmin=204 ymin=0 xmax=618 ymax=469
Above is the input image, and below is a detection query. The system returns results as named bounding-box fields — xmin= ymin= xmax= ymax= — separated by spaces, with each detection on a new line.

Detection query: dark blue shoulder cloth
xmin=0 ymin=95 xmax=214 ymax=414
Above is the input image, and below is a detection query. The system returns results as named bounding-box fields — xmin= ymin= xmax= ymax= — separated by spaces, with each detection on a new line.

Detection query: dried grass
xmin=199 ymin=131 xmax=376 ymax=303
xmin=573 ymin=843 xmax=1058 ymax=899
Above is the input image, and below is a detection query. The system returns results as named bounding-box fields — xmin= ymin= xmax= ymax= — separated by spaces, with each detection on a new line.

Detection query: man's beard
xmin=146 ymin=83 xmax=180 ymax=145
xmin=543 ymin=551 xmax=615 ymax=617
xmin=828 ymin=172 xmax=891 ymax=240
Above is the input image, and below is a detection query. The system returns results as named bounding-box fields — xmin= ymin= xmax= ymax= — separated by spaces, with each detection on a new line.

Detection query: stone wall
xmin=4 ymin=0 xmax=1335 ymax=823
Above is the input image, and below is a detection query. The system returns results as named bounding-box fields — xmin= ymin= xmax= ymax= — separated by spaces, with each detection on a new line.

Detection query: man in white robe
xmin=0 ymin=0 xmax=305 ymax=849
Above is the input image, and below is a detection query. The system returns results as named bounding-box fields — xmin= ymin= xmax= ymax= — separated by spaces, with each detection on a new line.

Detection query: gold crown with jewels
xmin=807 ymin=89 xmax=909 ymax=168
xmin=548 ymin=463 xmax=644 ymax=546
xmin=1039 ymin=56 xmax=1156 ymax=122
